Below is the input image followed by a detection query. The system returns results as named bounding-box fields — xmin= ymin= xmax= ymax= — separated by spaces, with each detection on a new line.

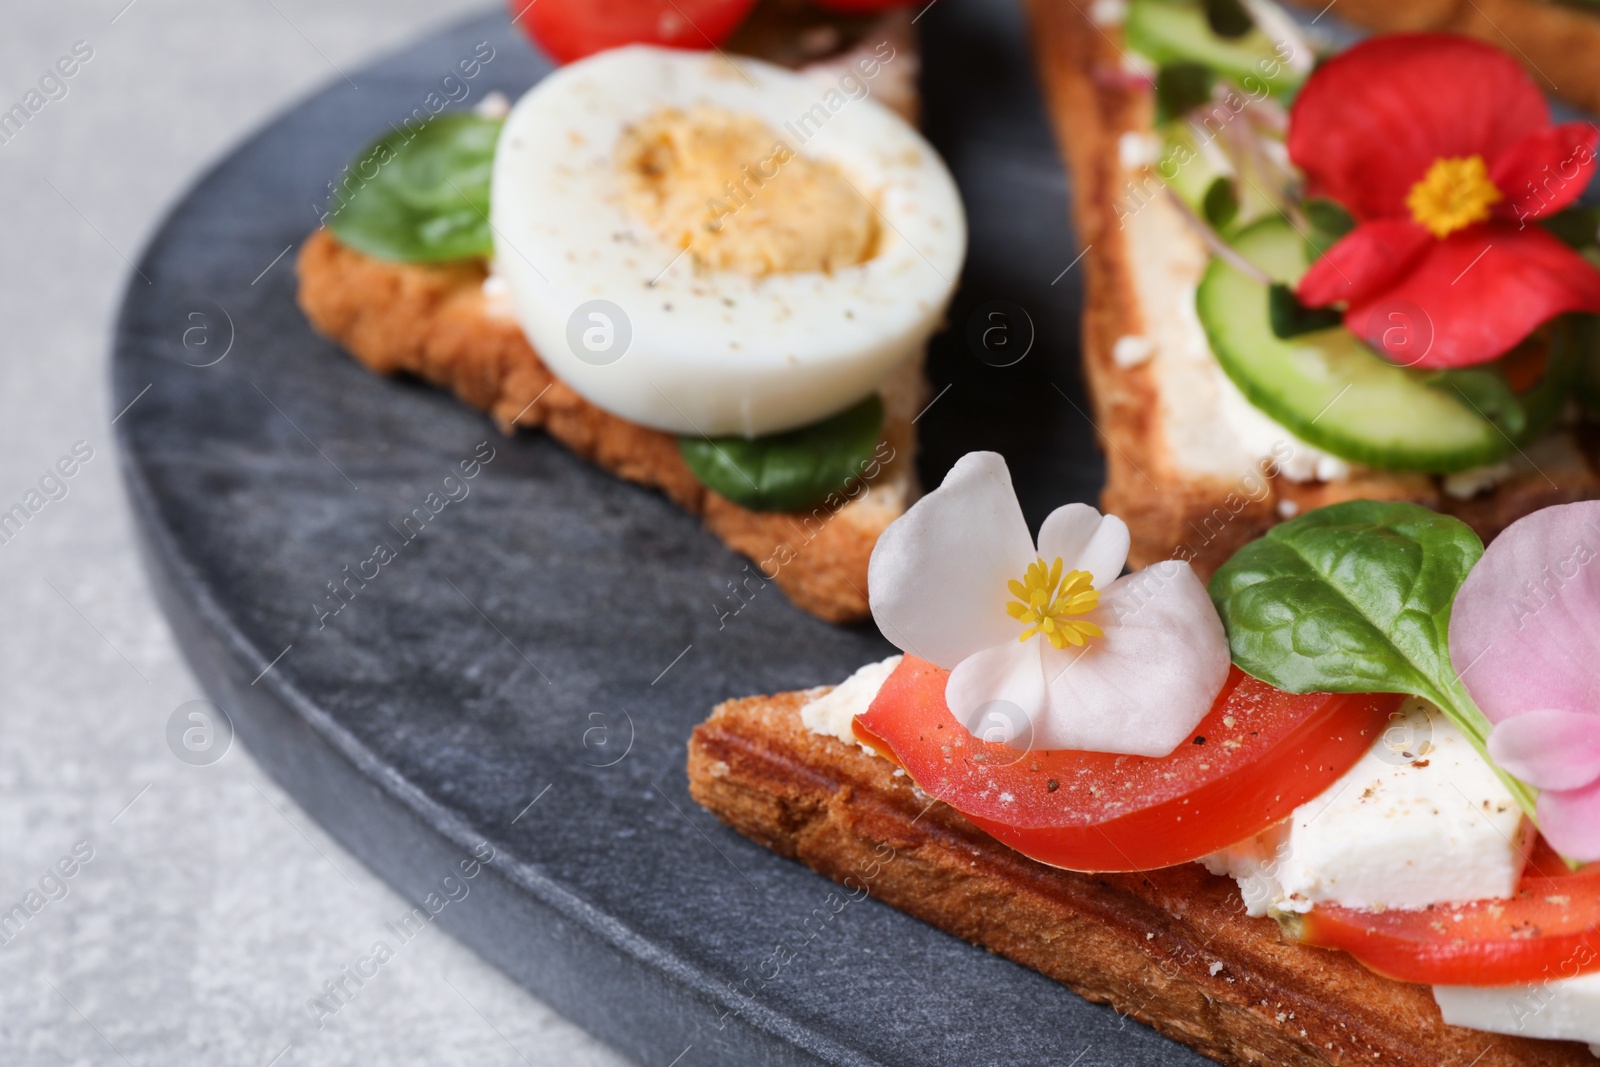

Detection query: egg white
xmin=490 ymin=45 xmax=966 ymax=438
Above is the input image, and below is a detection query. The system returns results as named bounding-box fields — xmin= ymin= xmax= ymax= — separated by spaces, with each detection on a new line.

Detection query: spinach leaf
xmin=327 ymin=113 xmax=502 ymax=264
xmin=1204 ymin=0 xmax=1255 ymax=38
xmin=678 ymin=396 xmax=884 ymax=513
xmin=1156 ymin=62 xmax=1215 ymax=123
xmin=1424 ymin=367 xmax=1526 ymax=439
xmin=1202 ymin=176 xmax=1239 ymax=230
xmin=1209 ymin=500 xmax=1538 ymax=819
xmin=1302 ymin=196 xmax=1354 ymax=260
xmin=1568 ymin=315 xmax=1600 ymax=419
xmin=1543 ymin=205 xmax=1600 ymax=251
xmin=1303 ymin=197 xmax=1354 ymax=240
xmin=1268 ymin=282 xmax=1342 ymax=339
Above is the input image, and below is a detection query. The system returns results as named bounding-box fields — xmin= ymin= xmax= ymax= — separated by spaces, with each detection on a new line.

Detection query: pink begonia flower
xmin=867 ymin=451 xmax=1231 ymax=756
xmin=1448 ymin=501 xmax=1600 ymax=861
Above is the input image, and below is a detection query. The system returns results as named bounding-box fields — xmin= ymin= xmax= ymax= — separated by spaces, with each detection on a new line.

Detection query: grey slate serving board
xmin=112 ymin=2 xmax=1211 ymax=1064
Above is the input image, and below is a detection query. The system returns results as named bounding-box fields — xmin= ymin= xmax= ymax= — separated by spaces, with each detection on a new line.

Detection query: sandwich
xmin=691 ymin=448 xmax=1600 ymax=1063
xmin=295 ymin=1 xmax=965 ymax=622
xmin=1024 ymin=0 xmax=1600 ymax=576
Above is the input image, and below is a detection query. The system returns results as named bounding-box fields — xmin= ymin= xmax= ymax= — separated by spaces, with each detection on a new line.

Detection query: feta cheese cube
xmin=1205 ymin=699 xmax=1526 ymax=915
xmin=1434 ymin=971 xmax=1600 ymax=1048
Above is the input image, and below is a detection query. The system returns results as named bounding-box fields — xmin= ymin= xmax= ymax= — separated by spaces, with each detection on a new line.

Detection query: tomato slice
xmin=510 ymin=0 xmax=760 ymax=64
xmin=1294 ymin=836 xmax=1600 ymax=986
xmin=854 ymin=656 xmax=1398 ymax=872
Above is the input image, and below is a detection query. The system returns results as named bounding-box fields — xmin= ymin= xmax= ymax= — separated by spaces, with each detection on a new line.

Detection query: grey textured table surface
xmin=0 ymin=3 xmax=628 ymax=1064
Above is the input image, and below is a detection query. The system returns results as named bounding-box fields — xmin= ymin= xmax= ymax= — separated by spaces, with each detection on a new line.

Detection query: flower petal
xmin=1036 ymin=561 xmax=1231 ymax=756
xmin=1287 ymin=34 xmax=1549 ymax=221
xmin=1534 ymin=777 xmax=1600 ymax=864
xmin=1035 ymin=503 xmax=1130 ymax=589
xmin=868 ymin=451 xmax=1034 ymax=668
xmin=1449 ymin=501 xmax=1600 ymax=724
xmin=1344 ymin=223 xmax=1600 ymax=369
xmin=1488 ymin=709 xmax=1600 ymax=791
xmin=946 ymin=639 xmax=1047 ymax=747
xmin=1297 ymin=219 xmax=1432 ymax=309
xmin=1491 ymin=122 xmax=1599 ymax=223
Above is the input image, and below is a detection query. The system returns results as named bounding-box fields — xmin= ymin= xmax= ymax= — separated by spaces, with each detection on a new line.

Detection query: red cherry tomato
xmin=509 ymin=0 xmax=761 ymax=65
xmin=853 ymin=656 xmax=1398 ymax=873
xmin=1295 ymin=836 xmax=1600 ymax=986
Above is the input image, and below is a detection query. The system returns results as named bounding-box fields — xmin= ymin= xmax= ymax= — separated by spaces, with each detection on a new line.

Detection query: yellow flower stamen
xmin=1406 ymin=155 xmax=1501 ymax=239
xmin=1005 ymin=556 xmax=1104 ymax=650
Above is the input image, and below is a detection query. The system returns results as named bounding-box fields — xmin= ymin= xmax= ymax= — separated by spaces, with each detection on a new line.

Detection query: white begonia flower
xmin=867 ymin=452 xmax=1232 ymax=757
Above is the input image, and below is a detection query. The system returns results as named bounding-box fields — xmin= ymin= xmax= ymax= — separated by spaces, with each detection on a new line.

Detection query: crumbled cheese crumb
xmin=474 ymin=90 xmax=511 ymax=120
xmin=1442 ymin=462 xmax=1515 ymax=501
xmin=481 ymin=269 xmax=518 ymax=320
xmin=799 ymin=656 xmax=903 ymax=748
xmin=1209 ymin=962 xmax=1224 ymax=976
xmin=1314 ymin=454 xmax=1350 ymax=482
xmin=1117 ymin=132 xmax=1160 ymax=171
xmin=1090 ymin=0 xmax=1128 ymax=25
xmin=1120 ymin=50 xmax=1155 ymax=78
xmin=1112 ymin=334 xmax=1156 ymax=368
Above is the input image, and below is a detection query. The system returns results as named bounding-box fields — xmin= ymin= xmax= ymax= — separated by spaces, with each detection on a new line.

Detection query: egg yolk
xmin=616 ymin=105 xmax=879 ymax=276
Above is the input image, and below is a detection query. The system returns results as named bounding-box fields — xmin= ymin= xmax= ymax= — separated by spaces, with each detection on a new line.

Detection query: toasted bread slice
xmin=1279 ymin=0 xmax=1600 ymax=117
xmin=294 ymin=8 xmax=925 ymax=624
xmin=296 ymin=231 xmax=922 ymax=623
xmin=1022 ymin=0 xmax=1600 ymax=578
xmin=688 ymin=687 xmax=1595 ymax=1066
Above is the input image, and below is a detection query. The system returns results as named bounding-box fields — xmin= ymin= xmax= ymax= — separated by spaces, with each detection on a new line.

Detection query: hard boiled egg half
xmin=490 ymin=45 xmax=966 ymax=438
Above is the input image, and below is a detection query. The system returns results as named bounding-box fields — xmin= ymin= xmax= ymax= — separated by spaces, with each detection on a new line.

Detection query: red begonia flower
xmin=1287 ymin=34 xmax=1600 ymax=369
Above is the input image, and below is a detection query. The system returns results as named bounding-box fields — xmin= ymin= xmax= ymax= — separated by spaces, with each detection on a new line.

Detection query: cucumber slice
xmin=1196 ymin=219 xmax=1512 ymax=473
xmin=1159 ymin=121 xmax=1280 ymax=235
xmin=1125 ymin=0 xmax=1303 ymax=97
xmin=1159 ymin=122 xmax=1228 ymax=216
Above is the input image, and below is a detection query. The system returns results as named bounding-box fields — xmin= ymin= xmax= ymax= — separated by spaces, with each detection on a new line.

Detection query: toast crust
xmin=688 ymin=688 xmax=1596 ymax=1066
xmin=1023 ymin=0 xmax=1600 ymax=578
xmin=296 ymin=229 xmax=922 ymax=623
